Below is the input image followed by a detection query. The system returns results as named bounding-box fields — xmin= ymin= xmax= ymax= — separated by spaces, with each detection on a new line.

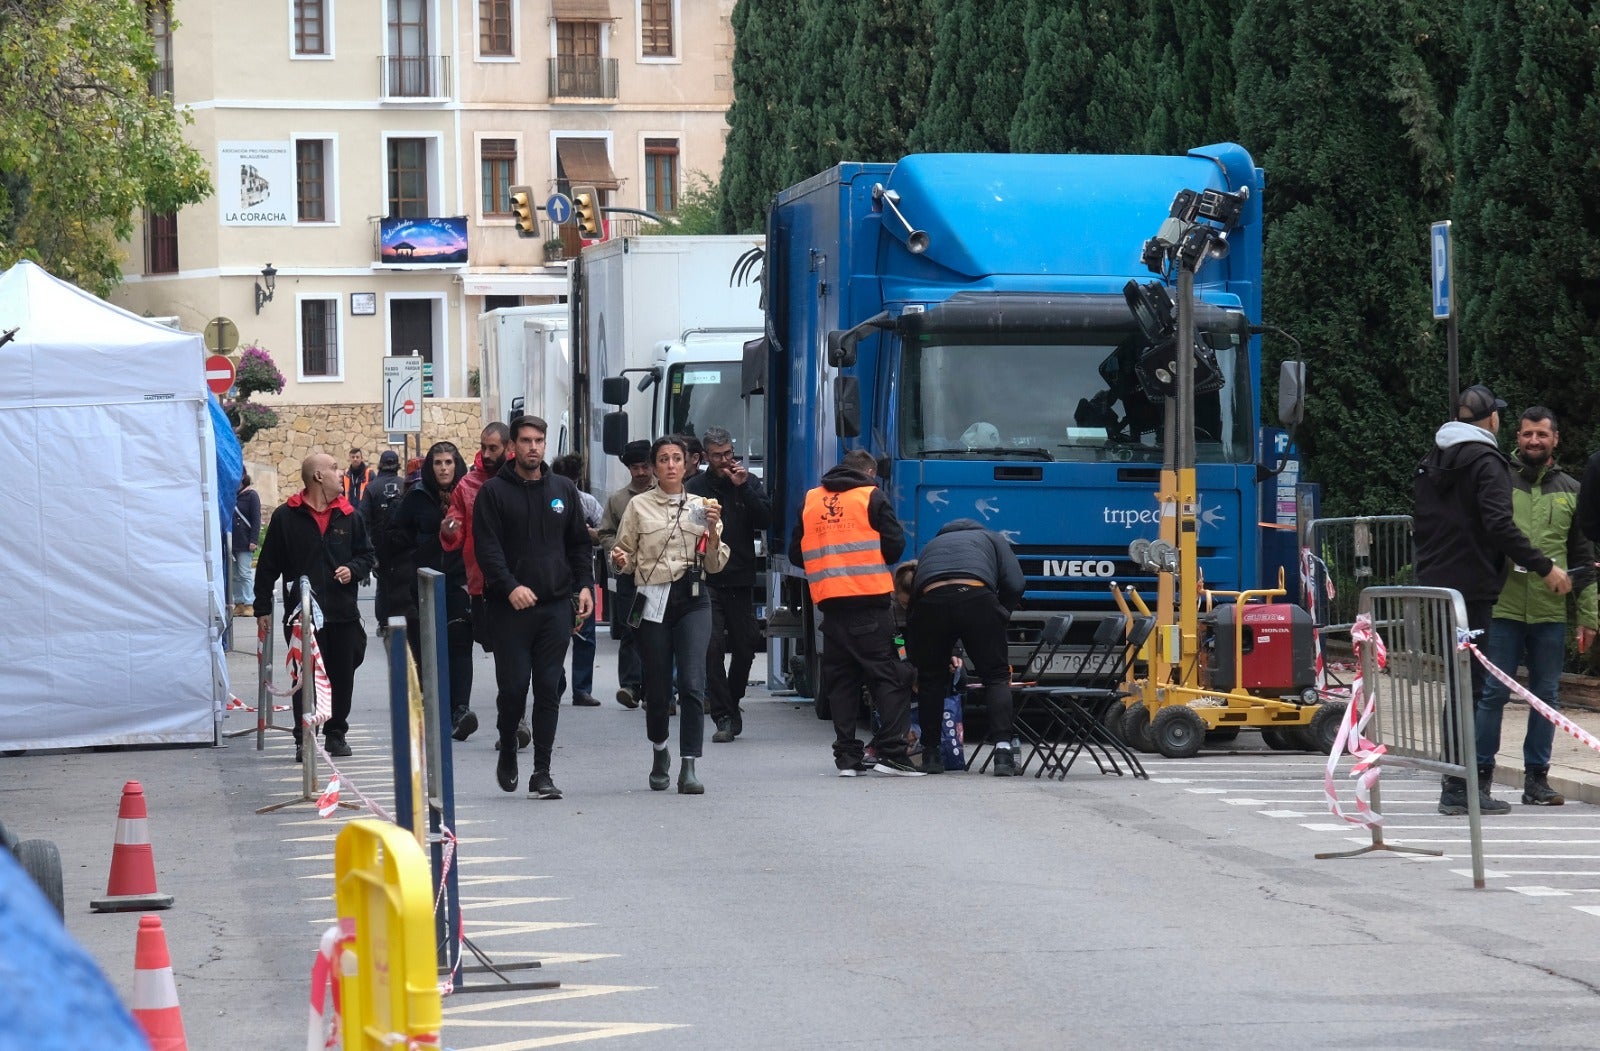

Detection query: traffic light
xmin=573 ymin=185 xmax=601 ymax=239
xmin=509 ymin=185 xmax=535 ymax=238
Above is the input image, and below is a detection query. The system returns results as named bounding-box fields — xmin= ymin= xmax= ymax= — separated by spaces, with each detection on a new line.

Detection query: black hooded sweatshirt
xmin=911 ymin=518 xmax=1027 ymax=612
xmin=472 ymin=460 xmax=595 ymax=607
xmin=387 ymin=442 xmax=468 ymax=621
xmin=788 ymin=465 xmax=904 ymax=610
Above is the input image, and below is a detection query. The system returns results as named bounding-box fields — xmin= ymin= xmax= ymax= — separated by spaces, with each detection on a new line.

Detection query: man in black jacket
xmin=360 ymin=450 xmax=405 ymax=631
xmin=255 ymin=451 xmax=377 ymax=762
xmin=1414 ymin=384 xmax=1569 ymax=814
xmin=790 ymin=449 xmax=921 ymax=776
xmin=473 ymin=415 xmax=595 ymax=799
xmin=908 ymin=519 xmax=1027 ymax=775
xmin=689 ymin=426 xmax=772 ymax=743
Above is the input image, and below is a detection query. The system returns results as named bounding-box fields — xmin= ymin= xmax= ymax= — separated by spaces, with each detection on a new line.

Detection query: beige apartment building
xmin=113 ymin=0 xmax=735 ymax=434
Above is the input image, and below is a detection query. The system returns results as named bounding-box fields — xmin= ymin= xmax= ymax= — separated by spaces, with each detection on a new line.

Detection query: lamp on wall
xmin=254 ymin=263 xmax=278 ymax=315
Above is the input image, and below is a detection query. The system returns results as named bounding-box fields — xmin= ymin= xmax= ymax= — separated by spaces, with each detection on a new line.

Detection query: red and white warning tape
xmin=306 ymin=919 xmax=354 ymax=1051
xmin=226 ymin=694 xmax=290 ymax=713
xmin=1463 ymin=635 xmax=1600 ymax=754
xmin=1323 ymin=612 xmax=1389 ymax=826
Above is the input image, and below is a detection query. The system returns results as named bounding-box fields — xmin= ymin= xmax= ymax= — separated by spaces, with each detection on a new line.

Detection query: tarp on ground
xmin=0 ymin=260 xmax=226 ymax=749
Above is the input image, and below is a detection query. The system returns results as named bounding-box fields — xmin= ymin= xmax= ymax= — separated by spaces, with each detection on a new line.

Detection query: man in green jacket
xmin=1476 ymin=407 xmax=1597 ymax=808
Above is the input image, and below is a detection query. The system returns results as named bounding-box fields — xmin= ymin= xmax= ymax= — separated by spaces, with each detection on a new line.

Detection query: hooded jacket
xmin=440 ymin=452 xmax=495 ymax=595
xmin=911 ymin=518 xmax=1027 ymax=612
xmin=788 ymin=465 xmax=904 ymax=609
xmin=472 ymin=460 xmax=595 ymax=606
xmin=686 ymin=467 xmax=771 ymax=588
xmin=1491 ymin=453 xmax=1598 ymax=627
xmin=1413 ymin=421 xmax=1551 ymax=602
xmin=254 ymin=491 xmax=376 ymax=624
xmin=387 ymin=442 xmax=469 ymax=621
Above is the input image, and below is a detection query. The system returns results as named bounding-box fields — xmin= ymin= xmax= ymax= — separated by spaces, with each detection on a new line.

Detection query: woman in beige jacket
xmin=611 ymin=436 xmax=730 ymax=794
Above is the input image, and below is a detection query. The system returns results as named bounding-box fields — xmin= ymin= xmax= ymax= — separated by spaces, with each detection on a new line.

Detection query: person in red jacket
xmin=440 ymin=421 xmax=510 ymax=741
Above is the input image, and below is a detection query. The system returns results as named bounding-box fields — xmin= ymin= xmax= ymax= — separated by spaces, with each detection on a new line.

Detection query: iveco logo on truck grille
xmin=1044 ymin=559 xmax=1116 ymax=578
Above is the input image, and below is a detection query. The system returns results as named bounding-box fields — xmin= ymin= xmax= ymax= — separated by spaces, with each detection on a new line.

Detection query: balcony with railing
xmin=379 ymin=54 xmax=451 ymax=101
xmin=548 ymin=56 xmax=618 ymax=101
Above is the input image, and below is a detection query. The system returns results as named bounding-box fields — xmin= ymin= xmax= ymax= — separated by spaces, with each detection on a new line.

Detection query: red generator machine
xmin=1205 ymin=603 xmax=1318 ymax=702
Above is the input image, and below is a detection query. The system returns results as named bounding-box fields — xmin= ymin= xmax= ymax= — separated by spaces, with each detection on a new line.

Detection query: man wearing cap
xmin=359 ymin=450 xmax=406 ymax=632
xmin=1414 ymin=383 xmax=1570 ymax=815
xmin=599 ymin=440 xmax=655 ymax=707
xmin=1476 ymin=406 xmax=1595 ymax=808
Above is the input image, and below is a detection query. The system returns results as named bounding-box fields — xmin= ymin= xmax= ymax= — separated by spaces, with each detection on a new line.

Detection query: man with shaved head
xmin=255 ymin=450 xmax=376 ymax=762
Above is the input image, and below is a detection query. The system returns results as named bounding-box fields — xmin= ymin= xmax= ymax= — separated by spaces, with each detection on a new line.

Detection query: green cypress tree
xmin=838 ymin=0 xmax=936 ymax=162
xmin=1142 ymin=0 xmax=1239 ymax=153
xmin=1233 ymin=0 xmax=1456 ymax=516
xmin=909 ymin=0 xmax=1031 ymax=152
xmin=1010 ymin=0 xmax=1153 ymax=154
xmin=1452 ymin=0 xmax=1600 ymax=458
xmin=719 ymin=1 xmax=809 ymax=233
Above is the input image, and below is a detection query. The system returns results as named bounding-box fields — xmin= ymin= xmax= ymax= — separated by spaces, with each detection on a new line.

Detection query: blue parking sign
xmin=1431 ymin=220 xmax=1452 ymax=320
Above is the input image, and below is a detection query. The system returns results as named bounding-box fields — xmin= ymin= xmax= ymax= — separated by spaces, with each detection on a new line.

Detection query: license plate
xmin=1035 ymin=653 xmax=1088 ymax=676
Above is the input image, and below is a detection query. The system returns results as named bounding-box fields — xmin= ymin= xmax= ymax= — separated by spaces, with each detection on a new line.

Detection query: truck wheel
xmin=1308 ymin=701 xmax=1349 ymax=754
xmin=1262 ymin=727 xmax=1315 ymax=751
xmin=16 ymin=839 xmax=64 ymax=918
xmin=1122 ymin=704 xmax=1156 ymax=753
xmin=1152 ymin=706 xmax=1206 ymax=759
xmin=1100 ymin=701 xmax=1127 ymax=743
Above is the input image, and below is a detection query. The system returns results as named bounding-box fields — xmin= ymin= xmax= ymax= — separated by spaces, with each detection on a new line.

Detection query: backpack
xmin=364 ymin=475 xmax=406 ymax=563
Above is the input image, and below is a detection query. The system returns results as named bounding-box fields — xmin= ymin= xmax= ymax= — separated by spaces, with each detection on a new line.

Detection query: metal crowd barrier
xmin=1316 ymin=585 xmax=1485 ymax=888
xmin=1300 ymin=515 xmax=1415 ymax=635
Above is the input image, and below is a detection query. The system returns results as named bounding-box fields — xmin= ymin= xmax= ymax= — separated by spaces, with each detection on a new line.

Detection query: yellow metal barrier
xmin=334 ymin=819 xmax=442 ymax=1049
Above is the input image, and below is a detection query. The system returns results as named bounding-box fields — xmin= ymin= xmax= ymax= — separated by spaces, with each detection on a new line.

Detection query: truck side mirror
xmin=601 ymin=376 xmax=631 ymax=406
xmin=834 ymin=376 xmax=861 ymax=438
xmin=1278 ymin=361 xmax=1306 ymax=426
xmin=602 ymin=411 xmax=630 ymax=456
xmin=827 ymin=330 xmax=855 ymax=368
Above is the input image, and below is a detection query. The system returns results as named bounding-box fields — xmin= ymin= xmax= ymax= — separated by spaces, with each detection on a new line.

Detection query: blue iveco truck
xmin=752 ymin=144 xmax=1275 ymax=695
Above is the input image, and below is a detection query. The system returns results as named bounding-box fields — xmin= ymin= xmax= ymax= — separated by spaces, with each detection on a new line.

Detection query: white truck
xmin=569 ymin=235 xmax=765 ymax=501
xmin=477 ymin=304 xmax=573 ymax=456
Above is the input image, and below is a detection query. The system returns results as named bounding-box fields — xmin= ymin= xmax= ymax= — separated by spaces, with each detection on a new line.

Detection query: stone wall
xmin=242 ymin=400 xmax=483 ymax=508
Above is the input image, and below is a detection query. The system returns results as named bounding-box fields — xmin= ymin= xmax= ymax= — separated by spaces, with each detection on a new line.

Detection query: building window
xmin=144 ymin=211 xmax=178 ymax=275
xmin=293 ymin=0 xmax=327 ymax=56
xmin=148 ymin=1 xmax=174 ymax=95
xmin=555 ymin=20 xmax=603 ymax=96
xmin=481 ymin=139 xmax=516 ymax=217
xmin=296 ymin=140 xmax=329 ymax=222
xmin=479 ymin=0 xmax=511 ymax=56
xmin=386 ymin=0 xmax=436 ymax=96
xmin=301 ymin=298 xmax=340 ymax=378
xmin=645 ymin=139 xmax=678 ymax=215
xmin=387 ymin=138 xmax=429 ymax=218
xmin=640 ymin=0 xmax=673 ymax=58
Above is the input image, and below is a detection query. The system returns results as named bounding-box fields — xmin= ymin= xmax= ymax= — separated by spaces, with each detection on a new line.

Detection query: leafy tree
xmin=1452 ymin=0 xmax=1600 ymax=463
xmin=1233 ymin=0 xmax=1456 ymax=516
xmin=1010 ymin=0 xmax=1154 ymax=154
xmin=910 ymin=0 xmax=1031 ymax=152
xmin=720 ymin=1 xmax=810 ymax=233
xmin=837 ymin=0 xmax=935 ymax=162
xmin=639 ymin=171 xmax=724 ymax=235
xmin=1142 ymin=0 xmax=1239 ymax=153
xmin=0 ymin=0 xmax=212 ymax=295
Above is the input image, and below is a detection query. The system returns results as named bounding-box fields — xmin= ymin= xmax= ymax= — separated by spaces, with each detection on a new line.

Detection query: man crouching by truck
xmin=790 ymin=449 xmax=922 ymax=777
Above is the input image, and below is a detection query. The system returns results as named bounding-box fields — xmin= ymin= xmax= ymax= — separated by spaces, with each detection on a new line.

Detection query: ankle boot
xmin=677 ymin=757 xmax=704 ymax=795
xmin=1477 ymin=765 xmax=1512 ymax=814
xmin=1523 ymin=764 xmax=1565 ymax=806
xmin=649 ymin=747 xmax=671 ymax=791
xmin=1438 ymin=775 xmax=1468 ymax=815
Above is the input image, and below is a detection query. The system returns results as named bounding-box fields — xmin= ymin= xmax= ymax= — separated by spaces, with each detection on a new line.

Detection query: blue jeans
xmin=558 ymin=611 xmax=597 ymax=698
xmin=1475 ymin=618 xmax=1564 ymax=769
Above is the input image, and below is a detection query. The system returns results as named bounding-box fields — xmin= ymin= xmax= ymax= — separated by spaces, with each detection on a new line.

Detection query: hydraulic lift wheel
xmin=1308 ymin=701 xmax=1349 ymax=755
xmin=1122 ymin=703 xmax=1157 ymax=753
xmin=1152 ymin=705 xmax=1207 ymax=759
xmin=1261 ymin=727 xmax=1302 ymax=751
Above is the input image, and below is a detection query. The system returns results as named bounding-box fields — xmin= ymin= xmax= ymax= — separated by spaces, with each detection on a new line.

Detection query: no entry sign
xmin=205 ymin=353 xmax=235 ymax=395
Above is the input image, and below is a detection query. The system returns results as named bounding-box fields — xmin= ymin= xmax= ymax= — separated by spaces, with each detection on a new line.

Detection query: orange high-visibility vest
xmin=801 ymin=485 xmax=892 ymax=602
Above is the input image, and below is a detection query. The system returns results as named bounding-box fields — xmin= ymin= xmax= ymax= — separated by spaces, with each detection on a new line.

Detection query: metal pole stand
xmin=409 ymin=571 xmax=559 ymax=994
xmin=224 ymin=596 xmax=296 ymax=749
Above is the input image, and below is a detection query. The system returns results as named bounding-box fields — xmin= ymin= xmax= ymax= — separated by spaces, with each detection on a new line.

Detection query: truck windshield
xmin=662 ymin=362 xmax=766 ymax=462
xmin=899 ymin=328 xmax=1252 ymax=464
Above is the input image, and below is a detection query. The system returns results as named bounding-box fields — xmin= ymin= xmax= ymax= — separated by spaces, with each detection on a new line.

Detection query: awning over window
xmin=557 ymin=138 xmax=620 ymax=191
xmin=551 ymin=0 xmax=613 ymax=20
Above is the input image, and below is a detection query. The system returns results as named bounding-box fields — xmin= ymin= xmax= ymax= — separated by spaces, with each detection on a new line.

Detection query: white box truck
xmin=478 ymin=304 xmax=573 ymax=456
xmin=570 ymin=235 xmax=765 ymax=501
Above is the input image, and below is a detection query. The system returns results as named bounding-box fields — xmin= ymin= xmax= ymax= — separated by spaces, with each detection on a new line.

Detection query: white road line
xmin=440 ymin=1020 xmax=687 ymax=1050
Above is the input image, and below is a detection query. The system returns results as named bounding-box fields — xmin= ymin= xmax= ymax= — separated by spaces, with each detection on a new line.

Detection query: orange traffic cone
xmin=131 ymin=915 xmax=188 ymax=1051
xmin=90 ymin=781 xmax=174 ymax=912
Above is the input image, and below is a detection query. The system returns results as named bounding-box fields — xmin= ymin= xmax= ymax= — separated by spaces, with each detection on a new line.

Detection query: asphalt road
xmin=9 ymin=627 xmax=1600 ymax=1049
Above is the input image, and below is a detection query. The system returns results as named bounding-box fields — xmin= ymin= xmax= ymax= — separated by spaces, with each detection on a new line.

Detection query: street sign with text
xmin=383 ymin=355 xmax=424 ymax=434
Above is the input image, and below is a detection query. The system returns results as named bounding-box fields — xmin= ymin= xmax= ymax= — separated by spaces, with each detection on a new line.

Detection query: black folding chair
xmin=1038 ymin=615 xmax=1156 ymax=779
xmin=964 ymin=613 xmax=1072 ymax=776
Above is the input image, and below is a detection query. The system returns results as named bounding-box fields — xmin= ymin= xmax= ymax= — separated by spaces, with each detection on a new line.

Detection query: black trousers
xmin=406 ymin=616 xmax=476 ymax=718
xmin=820 ymin=603 xmax=914 ymax=766
xmin=488 ymin=600 xmax=571 ymax=771
xmin=611 ymin=573 xmax=643 ymax=692
xmin=290 ymin=619 xmax=365 ymax=742
xmin=705 ymin=584 xmax=761 ymax=724
xmin=638 ymin=577 xmax=712 ymax=757
xmin=1443 ymin=598 xmax=1496 ymax=770
xmin=907 ymin=585 xmax=1014 ymax=744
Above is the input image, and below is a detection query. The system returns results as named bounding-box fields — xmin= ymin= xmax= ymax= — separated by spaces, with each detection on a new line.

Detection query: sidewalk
xmin=1491 ymin=692 xmax=1600 ymax=804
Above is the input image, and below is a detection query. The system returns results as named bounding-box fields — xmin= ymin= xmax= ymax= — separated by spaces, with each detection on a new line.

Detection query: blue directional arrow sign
xmin=1430 ymin=220 xmax=1452 ymax=320
xmin=545 ymin=193 xmax=573 ymax=226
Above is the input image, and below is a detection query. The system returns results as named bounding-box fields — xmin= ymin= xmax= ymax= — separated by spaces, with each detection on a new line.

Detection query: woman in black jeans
xmin=387 ymin=441 xmax=476 ymax=738
xmin=610 ymin=436 xmax=729 ymax=794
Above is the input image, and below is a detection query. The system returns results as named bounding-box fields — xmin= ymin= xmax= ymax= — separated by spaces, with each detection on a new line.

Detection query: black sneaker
xmin=516 ymin=718 xmax=532 ymax=750
xmin=1438 ymin=776 xmax=1469 ymax=815
xmin=451 ymin=709 xmax=478 ymax=742
xmin=616 ymin=687 xmax=640 ymax=709
xmin=730 ymin=709 xmax=743 ymax=738
xmin=873 ymin=756 xmax=926 ymax=777
xmin=922 ymin=750 xmax=945 ymax=775
xmin=529 ymin=770 xmax=562 ymax=799
xmin=294 ymin=744 xmax=303 ymax=764
xmin=496 ymin=749 xmax=518 ymax=793
xmin=572 ymin=692 xmax=601 ymax=707
xmin=837 ymin=759 xmax=875 ymax=777
xmin=1524 ymin=766 xmax=1565 ymax=806
xmin=324 ymin=735 xmax=353 ymax=758
xmin=993 ymin=748 xmax=1020 ymax=777
xmin=712 ymin=719 xmax=734 ymax=744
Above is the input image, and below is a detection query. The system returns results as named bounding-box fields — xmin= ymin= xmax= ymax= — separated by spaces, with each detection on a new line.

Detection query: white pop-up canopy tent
xmin=0 ymin=261 xmax=227 ymax=749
